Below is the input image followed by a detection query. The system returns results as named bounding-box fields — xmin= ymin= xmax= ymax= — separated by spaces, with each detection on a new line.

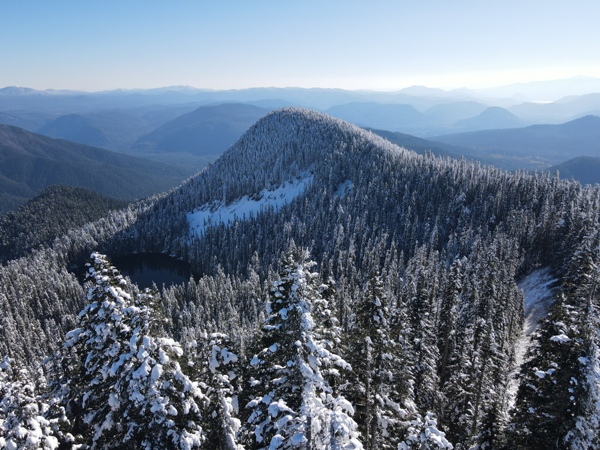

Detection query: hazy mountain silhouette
xmin=325 ymin=102 xmax=433 ymax=134
xmin=453 ymin=106 xmax=526 ymax=132
xmin=37 ymin=111 xmax=152 ymax=150
xmin=423 ymin=101 xmax=488 ymax=124
xmin=509 ymin=93 xmax=600 ymax=123
xmin=472 ymin=75 xmax=600 ymax=101
xmin=131 ymin=103 xmax=270 ymax=168
xmin=433 ymin=115 xmax=600 ymax=169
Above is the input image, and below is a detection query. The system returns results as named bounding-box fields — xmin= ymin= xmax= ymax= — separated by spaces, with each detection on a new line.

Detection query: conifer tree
xmin=403 ymin=248 xmax=442 ymax=414
xmin=62 ymin=253 xmax=208 ymax=449
xmin=202 ymin=332 xmax=245 ymax=450
xmin=62 ymin=252 xmax=135 ymax=446
xmin=438 ymin=258 xmax=463 ymax=388
xmin=345 ymin=274 xmax=408 ymax=449
xmin=397 ymin=412 xmax=453 ymax=450
xmin=245 ymin=246 xmax=362 ymax=449
xmin=0 ymin=356 xmax=61 ymax=450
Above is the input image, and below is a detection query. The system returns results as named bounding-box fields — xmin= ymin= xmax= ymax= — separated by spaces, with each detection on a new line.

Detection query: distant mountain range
xmin=2 ymin=79 xmax=600 ymax=191
xmin=0 ymin=125 xmax=194 ymax=215
xmin=2 ymin=77 xmax=600 ymax=130
xmin=433 ymin=115 xmax=600 ymax=170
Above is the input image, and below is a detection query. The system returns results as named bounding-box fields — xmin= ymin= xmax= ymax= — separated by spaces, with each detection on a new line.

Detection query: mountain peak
xmin=0 ymin=86 xmax=41 ymax=96
xmin=176 ymin=107 xmax=414 ymax=208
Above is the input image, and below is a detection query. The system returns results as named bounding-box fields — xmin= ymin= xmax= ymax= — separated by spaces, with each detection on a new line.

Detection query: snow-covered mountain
xmin=1 ymin=108 xmax=599 ymax=449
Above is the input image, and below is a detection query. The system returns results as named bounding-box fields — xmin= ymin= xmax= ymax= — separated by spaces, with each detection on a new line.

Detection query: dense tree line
xmin=0 ymin=185 xmax=129 ymax=264
xmin=1 ymin=108 xmax=599 ymax=448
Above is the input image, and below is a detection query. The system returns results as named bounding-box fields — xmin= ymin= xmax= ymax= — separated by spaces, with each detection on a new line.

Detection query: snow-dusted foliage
xmin=397 ymin=412 xmax=453 ymax=450
xmin=187 ymin=173 xmax=314 ymax=237
xmin=1 ymin=108 xmax=600 ymax=448
xmin=199 ymin=332 xmax=245 ymax=450
xmin=509 ymin=226 xmax=600 ymax=449
xmin=63 ymin=253 xmax=207 ymax=449
xmin=345 ymin=274 xmax=410 ymax=449
xmin=245 ymin=246 xmax=362 ymax=449
xmin=0 ymin=357 xmax=60 ymax=450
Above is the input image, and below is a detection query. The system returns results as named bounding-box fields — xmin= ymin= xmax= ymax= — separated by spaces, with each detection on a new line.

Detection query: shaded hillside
xmin=368 ymin=128 xmax=456 ymax=158
xmin=0 ymin=125 xmax=194 ymax=214
xmin=37 ymin=110 xmax=151 ymax=151
xmin=433 ymin=115 xmax=600 ymax=170
xmin=131 ymin=103 xmax=269 ymax=168
xmin=369 ymin=128 xmax=528 ymax=169
xmin=453 ymin=106 xmax=526 ymax=132
xmin=325 ymin=102 xmax=432 ymax=134
xmin=0 ymin=185 xmax=128 ymax=263
xmin=0 ymin=110 xmax=58 ymax=131
xmin=547 ymin=156 xmax=600 ymax=185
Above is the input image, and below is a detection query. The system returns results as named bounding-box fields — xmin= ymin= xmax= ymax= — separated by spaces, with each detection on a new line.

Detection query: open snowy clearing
xmin=187 ymin=174 xmax=314 ymax=237
xmin=506 ymin=267 xmax=558 ymax=408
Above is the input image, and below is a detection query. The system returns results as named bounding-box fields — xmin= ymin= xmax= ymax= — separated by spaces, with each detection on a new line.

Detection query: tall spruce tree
xmin=202 ymin=332 xmax=245 ymax=450
xmin=0 ymin=356 xmax=62 ymax=450
xmin=244 ymin=246 xmax=361 ymax=449
xmin=62 ymin=253 xmax=208 ymax=449
xmin=345 ymin=274 xmax=408 ymax=449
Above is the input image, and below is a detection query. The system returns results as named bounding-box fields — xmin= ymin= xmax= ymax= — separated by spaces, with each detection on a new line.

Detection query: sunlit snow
xmin=506 ymin=267 xmax=558 ymax=409
xmin=187 ymin=174 xmax=314 ymax=237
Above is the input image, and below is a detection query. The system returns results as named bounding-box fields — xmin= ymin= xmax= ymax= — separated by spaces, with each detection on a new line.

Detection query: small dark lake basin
xmin=112 ymin=253 xmax=192 ymax=289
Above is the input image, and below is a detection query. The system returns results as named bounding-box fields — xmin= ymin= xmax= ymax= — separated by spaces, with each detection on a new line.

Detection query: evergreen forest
xmin=1 ymin=108 xmax=599 ymax=449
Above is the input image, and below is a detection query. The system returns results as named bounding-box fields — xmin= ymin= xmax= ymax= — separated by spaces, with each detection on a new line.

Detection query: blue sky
xmin=2 ymin=0 xmax=599 ymax=91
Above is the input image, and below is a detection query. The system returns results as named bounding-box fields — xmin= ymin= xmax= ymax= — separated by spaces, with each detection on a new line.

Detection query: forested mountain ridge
xmin=0 ymin=124 xmax=194 ymax=214
xmin=1 ymin=108 xmax=599 ymax=449
xmin=0 ymin=185 xmax=128 ymax=264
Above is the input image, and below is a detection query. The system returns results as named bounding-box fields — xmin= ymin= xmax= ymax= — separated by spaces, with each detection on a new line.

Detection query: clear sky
xmin=2 ymin=0 xmax=599 ymax=92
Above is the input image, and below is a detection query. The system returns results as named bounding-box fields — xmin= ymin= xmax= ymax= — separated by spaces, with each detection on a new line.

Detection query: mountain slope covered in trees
xmin=0 ymin=125 xmax=194 ymax=215
xmin=0 ymin=108 xmax=599 ymax=449
xmin=547 ymin=156 xmax=600 ymax=186
xmin=0 ymin=185 xmax=128 ymax=263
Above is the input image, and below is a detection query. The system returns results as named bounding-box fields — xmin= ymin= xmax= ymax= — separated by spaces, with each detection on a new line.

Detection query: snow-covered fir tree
xmin=345 ymin=274 xmax=408 ymax=449
xmin=245 ymin=246 xmax=362 ymax=449
xmin=0 ymin=356 xmax=62 ymax=450
xmin=202 ymin=332 xmax=245 ymax=450
xmin=62 ymin=253 xmax=208 ymax=449
xmin=397 ymin=412 xmax=453 ymax=450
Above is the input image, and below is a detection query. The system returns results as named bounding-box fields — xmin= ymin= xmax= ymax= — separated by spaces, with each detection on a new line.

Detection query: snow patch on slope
xmin=519 ymin=267 xmax=558 ymax=335
xmin=506 ymin=267 xmax=558 ymax=409
xmin=336 ymin=180 xmax=353 ymax=198
xmin=187 ymin=174 xmax=314 ymax=237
